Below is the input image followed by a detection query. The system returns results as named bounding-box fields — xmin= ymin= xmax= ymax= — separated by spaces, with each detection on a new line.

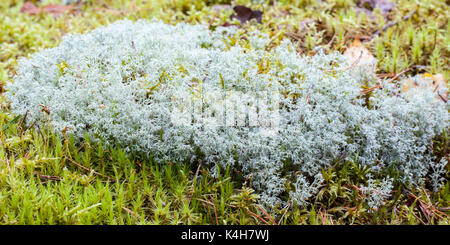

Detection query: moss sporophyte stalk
xmin=5 ymin=20 xmax=449 ymax=208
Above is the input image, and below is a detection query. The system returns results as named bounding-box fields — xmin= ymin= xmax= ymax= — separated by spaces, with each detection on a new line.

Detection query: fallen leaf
xmin=343 ymin=38 xmax=377 ymax=73
xmin=230 ymin=5 xmax=263 ymax=24
xmin=20 ymin=1 xmax=75 ymax=17
xmin=401 ymin=73 xmax=448 ymax=102
xmin=42 ymin=4 xmax=74 ymax=17
xmin=20 ymin=1 xmax=40 ymax=14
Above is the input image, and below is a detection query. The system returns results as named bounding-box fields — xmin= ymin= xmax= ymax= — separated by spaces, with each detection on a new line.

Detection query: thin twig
xmin=277 ymin=201 xmax=291 ymax=225
xmin=196 ymin=198 xmax=215 ymax=206
xmin=325 ymin=34 xmax=336 ymax=48
xmin=408 ymin=191 xmax=447 ymax=219
xmin=24 ymin=119 xmax=37 ymax=132
xmin=196 ymin=198 xmax=219 ymax=225
xmin=122 ymin=206 xmax=141 ymax=219
xmin=409 ymin=207 xmax=426 ymax=225
xmin=36 ymin=124 xmax=47 ymax=154
xmin=319 ymin=208 xmax=326 ymax=225
xmin=5 ymin=158 xmax=11 ymax=172
xmin=360 ymin=65 xmax=422 ymax=94
xmin=323 ymin=63 xmax=374 ymax=73
xmin=193 ymin=161 xmax=203 ymax=183
xmin=257 ymin=205 xmax=276 ymax=225
xmin=285 ymin=32 xmax=301 ymax=42
xmin=19 ymin=110 xmax=29 ymax=135
xmin=188 ymin=160 xmax=203 ymax=204
xmin=226 ymin=203 xmax=238 ymax=208
xmin=438 ymin=93 xmax=447 ymax=103
xmin=367 ymin=10 xmax=417 ymax=42
xmin=210 ymin=195 xmax=219 ymax=225
xmin=246 ymin=207 xmax=271 ymax=225
xmin=66 ymin=157 xmax=114 ymax=180
xmin=305 ymin=92 xmax=311 ymax=105
xmin=36 ymin=173 xmax=62 ymax=181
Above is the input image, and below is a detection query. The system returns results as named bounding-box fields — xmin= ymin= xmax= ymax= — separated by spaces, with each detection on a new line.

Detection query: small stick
xmin=305 ymin=92 xmax=311 ymax=105
xmin=409 ymin=207 xmax=426 ymax=225
xmin=193 ymin=160 xmax=203 ymax=183
xmin=196 ymin=198 xmax=215 ymax=206
xmin=277 ymin=201 xmax=291 ymax=225
xmin=367 ymin=10 xmax=417 ymax=42
xmin=360 ymin=65 xmax=423 ymax=94
xmin=100 ymin=179 xmax=118 ymax=184
xmin=66 ymin=157 xmax=114 ymax=180
xmin=5 ymin=158 xmax=11 ymax=172
xmin=24 ymin=119 xmax=37 ymax=132
xmin=319 ymin=208 xmax=327 ymax=225
xmin=438 ymin=93 xmax=447 ymax=103
xmin=246 ymin=208 xmax=271 ymax=225
xmin=257 ymin=205 xmax=276 ymax=225
xmin=122 ymin=206 xmax=141 ymax=219
xmin=210 ymin=195 xmax=219 ymax=225
xmin=377 ymin=73 xmax=396 ymax=78
xmin=196 ymin=198 xmax=219 ymax=225
xmin=408 ymin=191 xmax=447 ymax=218
xmin=36 ymin=173 xmax=62 ymax=181
xmin=19 ymin=110 xmax=29 ymax=135
xmin=323 ymin=63 xmax=373 ymax=73
xmin=285 ymin=32 xmax=301 ymax=42
xmin=36 ymin=124 xmax=47 ymax=153
xmin=304 ymin=85 xmax=314 ymax=105
xmin=188 ymin=160 xmax=203 ymax=204
xmin=325 ymin=34 xmax=336 ymax=48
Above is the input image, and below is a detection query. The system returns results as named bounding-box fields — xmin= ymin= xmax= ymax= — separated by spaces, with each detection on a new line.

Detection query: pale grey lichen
xmin=430 ymin=158 xmax=448 ymax=193
xmin=290 ymin=173 xmax=324 ymax=207
xmin=5 ymin=20 xmax=449 ymax=207
xmin=360 ymin=174 xmax=394 ymax=210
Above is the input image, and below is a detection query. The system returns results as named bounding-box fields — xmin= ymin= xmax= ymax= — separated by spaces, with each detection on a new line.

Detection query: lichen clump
xmin=5 ymin=20 xmax=448 ymax=207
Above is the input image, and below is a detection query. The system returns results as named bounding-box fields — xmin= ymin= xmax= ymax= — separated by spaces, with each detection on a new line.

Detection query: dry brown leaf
xmin=343 ymin=38 xmax=377 ymax=73
xmin=42 ymin=4 xmax=74 ymax=17
xmin=401 ymin=73 xmax=448 ymax=102
xmin=230 ymin=5 xmax=263 ymax=24
xmin=20 ymin=1 xmax=75 ymax=17
xmin=20 ymin=1 xmax=40 ymax=14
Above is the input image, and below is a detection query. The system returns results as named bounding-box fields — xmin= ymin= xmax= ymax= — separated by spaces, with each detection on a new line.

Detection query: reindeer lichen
xmin=5 ymin=20 xmax=448 ymax=207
